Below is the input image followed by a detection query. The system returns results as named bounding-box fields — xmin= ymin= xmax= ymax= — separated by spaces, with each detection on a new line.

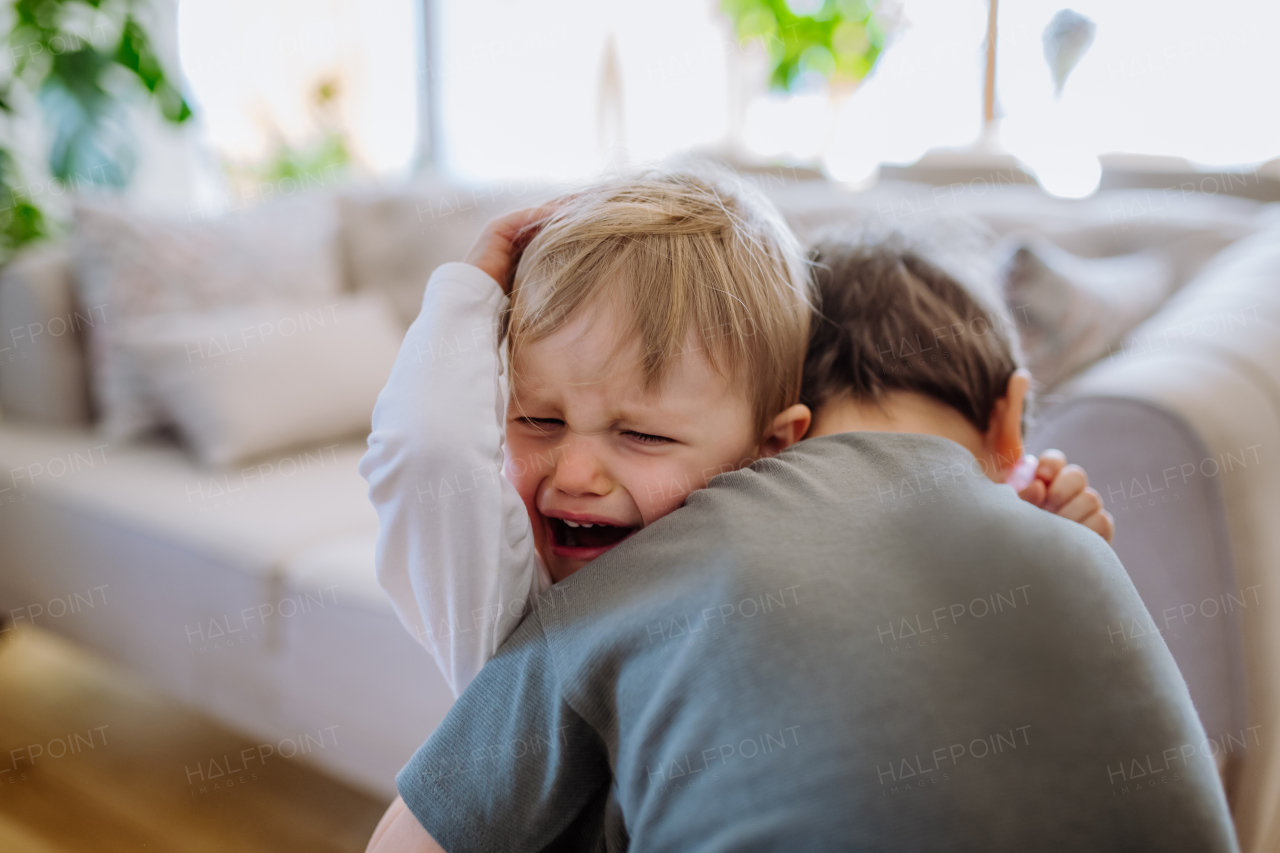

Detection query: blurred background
xmin=3 ymin=0 xmax=1280 ymax=236
xmin=2 ymin=1 xmax=1280 ymax=851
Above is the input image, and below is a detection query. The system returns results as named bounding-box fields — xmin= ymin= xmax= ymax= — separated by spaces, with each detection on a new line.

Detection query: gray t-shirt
xmin=397 ymin=432 xmax=1237 ymax=853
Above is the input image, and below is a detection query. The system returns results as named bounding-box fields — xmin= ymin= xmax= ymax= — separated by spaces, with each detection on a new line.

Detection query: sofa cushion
xmin=278 ymin=531 xmax=454 ymax=796
xmin=0 ymin=424 xmax=437 ymax=797
xmin=284 ymin=532 xmax=392 ymax=614
xmin=121 ymin=294 xmax=402 ymax=467
xmin=0 ymin=425 xmax=377 ymax=575
xmin=72 ymin=196 xmax=345 ymax=443
xmin=997 ymin=234 xmax=1175 ymax=389
xmin=339 ymin=179 xmax=560 ymax=328
xmin=0 ymin=245 xmax=92 ymax=426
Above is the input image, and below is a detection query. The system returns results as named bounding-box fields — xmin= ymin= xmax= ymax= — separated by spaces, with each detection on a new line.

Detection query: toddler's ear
xmin=982 ymin=369 xmax=1032 ymax=482
xmin=759 ymin=405 xmax=812 ymax=458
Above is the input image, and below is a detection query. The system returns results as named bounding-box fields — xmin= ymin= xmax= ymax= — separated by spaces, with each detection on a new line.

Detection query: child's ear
xmin=759 ymin=404 xmax=812 ymax=459
xmin=982 ymin=369 xmax=1032 ymax=482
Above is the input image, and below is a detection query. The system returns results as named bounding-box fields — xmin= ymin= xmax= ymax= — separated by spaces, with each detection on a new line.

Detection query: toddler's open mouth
xmin=547 ymin=517 xmax=636 ymax=558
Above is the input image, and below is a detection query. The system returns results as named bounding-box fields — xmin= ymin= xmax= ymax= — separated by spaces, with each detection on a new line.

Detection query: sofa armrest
xmin=1027 ymin=396 xmax=1246 ymax=761
xmin=0 ymin=245 xmax=93 ymax=426
xmin=1044 ymin=219 xmax=1280 ymax=852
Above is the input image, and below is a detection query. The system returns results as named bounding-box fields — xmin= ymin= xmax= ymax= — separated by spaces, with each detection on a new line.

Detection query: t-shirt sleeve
xmin=396 ymin=609 xmax=610 ymax=853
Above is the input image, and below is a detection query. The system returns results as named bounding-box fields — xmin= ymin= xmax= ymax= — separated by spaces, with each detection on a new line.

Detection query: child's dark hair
xmin=801 ymin=233 xmax=1023 ymax=433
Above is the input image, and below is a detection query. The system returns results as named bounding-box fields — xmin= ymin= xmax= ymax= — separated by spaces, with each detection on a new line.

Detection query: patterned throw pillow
xmin=338 ymin=181 xmax=559 ymax=329
xmin=997 ymin=233 xmax=1176 ymax=390
xmin=73 ymin=195 xmax=345 ymax=441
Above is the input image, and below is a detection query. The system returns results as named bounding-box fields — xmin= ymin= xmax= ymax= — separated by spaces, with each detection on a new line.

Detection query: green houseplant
xmin=721 ymin=0 xmax=890 ymax=92
xmin=0 ymin=0 xmax=191 ymax=261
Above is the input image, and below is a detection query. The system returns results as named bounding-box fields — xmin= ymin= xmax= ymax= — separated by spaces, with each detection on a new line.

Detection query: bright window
xmin=175 ymin=0 xmax=1280 ymax=191
xmin=432 ymin=0 xmax=733 ymax=183
xmin=997 ymin=0 xmax=1280 ymax=168
xmin=177 ymin=0 xmax=419 ymax=176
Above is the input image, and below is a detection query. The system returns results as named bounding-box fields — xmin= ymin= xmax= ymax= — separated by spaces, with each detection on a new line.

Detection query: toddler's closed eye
xmin=516 ymin=417 xmax=564 ymax=433
xmin=622 ymin=430 xmax=674 ymax=445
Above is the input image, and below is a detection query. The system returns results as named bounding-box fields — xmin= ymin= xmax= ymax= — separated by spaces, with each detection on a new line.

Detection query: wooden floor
xmin=0 ymin=625 xmax=388 ymax=852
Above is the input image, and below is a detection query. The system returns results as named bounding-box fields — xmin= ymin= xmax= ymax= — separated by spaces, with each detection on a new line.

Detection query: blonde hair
xmin=503 ymin=165 xmax=813 ymax=438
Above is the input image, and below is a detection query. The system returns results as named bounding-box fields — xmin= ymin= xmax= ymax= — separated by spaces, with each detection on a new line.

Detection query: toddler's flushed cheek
xmin=632 ymin=474 xmax=697 ymax=522
xmin=503 ymin=434 xmax=561 ymax=562
xmin=633 ymin=457 xmax=756 ymax=519
xmin=503 ymin=441 xmax=560 ymax=497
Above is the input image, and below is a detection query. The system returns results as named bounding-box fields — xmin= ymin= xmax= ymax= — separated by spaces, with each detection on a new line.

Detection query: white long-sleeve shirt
xmin=359 ymin=262 xmax=551 ymax=697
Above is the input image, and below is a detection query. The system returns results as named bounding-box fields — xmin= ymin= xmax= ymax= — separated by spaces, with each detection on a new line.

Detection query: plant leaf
xmin=113 ymin=15 xmax=194 ymax=123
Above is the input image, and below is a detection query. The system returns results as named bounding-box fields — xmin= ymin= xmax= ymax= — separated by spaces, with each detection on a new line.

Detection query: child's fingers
xmin=465 ymin=204 xmax=560 ymax=291
xmin=1023 ymin=449 xmax=1115 ymax=543
xmin=463 ymin=221 xmax=516 ymax=287
xmin=506 ymin=202 xmax=566 ymax=278
xmin=1054 ymin=486 xmax=1103 ymax=523
xmin=1035 ymin=449 xmax=1067 ymax=484
xmin=1042 ymin=464 xmax=1088 ymax=513
xmin=1084 ymin=508 xmax=1116 ymax=544
xmin=1017 ymin=478 xmax=1047 ymax=507
xmin=501 ymin=202 xmax=561 ymax=246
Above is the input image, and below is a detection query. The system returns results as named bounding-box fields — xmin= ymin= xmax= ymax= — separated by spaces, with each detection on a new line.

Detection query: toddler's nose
xmin=550 ymin=437 xmax=612 ymax=497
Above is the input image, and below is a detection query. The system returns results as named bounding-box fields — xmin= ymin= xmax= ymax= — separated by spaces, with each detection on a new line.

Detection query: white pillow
xmin=73 ymin=196 xmax=345 ymax=442
xmin=121 ymin=294 xmax=402 ymax=467
xmin=0 ymin=245 xmax=91 ymax=426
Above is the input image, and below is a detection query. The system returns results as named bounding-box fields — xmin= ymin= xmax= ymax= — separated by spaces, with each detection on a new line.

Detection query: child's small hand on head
xmin=1010 ymin=449 xmax=1115 ymax=544
xmin=464 ymin=204 xmax=560 ymax=293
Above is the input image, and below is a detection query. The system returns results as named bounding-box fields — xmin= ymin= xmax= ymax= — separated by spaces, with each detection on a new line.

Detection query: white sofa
xmin=1 ymin=174 xmax=1278 ymax=850
xmin=0 ymin=425 xmax=449 ymax=796
xmin=0 ymin=178 xmax=549 ymax=798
